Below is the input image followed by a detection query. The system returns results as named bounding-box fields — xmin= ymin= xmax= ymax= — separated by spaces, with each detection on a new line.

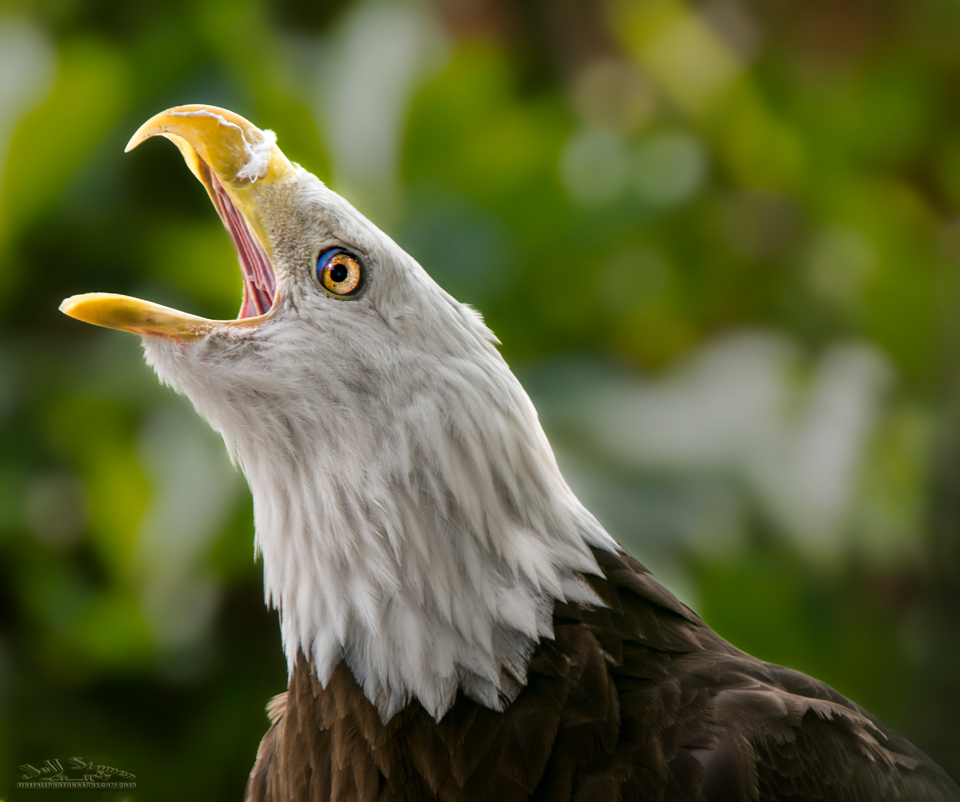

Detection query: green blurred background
xmin=2 ymin=0 xmax=960 ymax=798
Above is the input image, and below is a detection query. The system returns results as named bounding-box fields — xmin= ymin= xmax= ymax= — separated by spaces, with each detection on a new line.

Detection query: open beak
xmin=60 ymin=104 xmax=297 ymax=341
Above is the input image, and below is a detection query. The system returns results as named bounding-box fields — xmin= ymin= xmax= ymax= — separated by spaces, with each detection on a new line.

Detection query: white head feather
xmin=142 ymin=168 xmax=617 ymax=721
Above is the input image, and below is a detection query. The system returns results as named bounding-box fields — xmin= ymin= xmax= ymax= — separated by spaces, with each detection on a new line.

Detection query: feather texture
xmin=143 ymin=174 xmax=617 ymax=721
xmin=245 ymin=547 xmax=959 ymax=802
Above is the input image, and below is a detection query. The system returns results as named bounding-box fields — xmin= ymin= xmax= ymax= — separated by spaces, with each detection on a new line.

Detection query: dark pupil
xmin=329 ymin=263 xmax=349 ymax=284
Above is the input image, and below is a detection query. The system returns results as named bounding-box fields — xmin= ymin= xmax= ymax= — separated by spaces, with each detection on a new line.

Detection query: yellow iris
xmin=319 ymin=250 xmax=363 ymax=297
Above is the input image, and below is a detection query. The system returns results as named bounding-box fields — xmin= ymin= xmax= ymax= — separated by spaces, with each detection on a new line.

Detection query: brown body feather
xmin=245 ymin=548 xmax=960 ymax=802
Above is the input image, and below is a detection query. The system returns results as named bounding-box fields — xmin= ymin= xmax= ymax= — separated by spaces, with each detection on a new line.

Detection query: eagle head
xmin=60 ymin=105 xmax=613 ymax=721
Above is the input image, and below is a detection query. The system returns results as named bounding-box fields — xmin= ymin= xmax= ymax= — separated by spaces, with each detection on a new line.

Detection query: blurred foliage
xmin=1 ymin=0 xmax=960 ymax=798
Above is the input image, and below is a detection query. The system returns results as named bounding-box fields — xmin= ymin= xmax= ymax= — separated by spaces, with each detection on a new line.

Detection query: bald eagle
xmin=62 ymin=106 xmax=960 ymax=802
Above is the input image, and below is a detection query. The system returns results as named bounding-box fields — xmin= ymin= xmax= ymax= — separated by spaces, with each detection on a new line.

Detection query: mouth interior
xmin=206 ymin=169 xmax=276 ymax=319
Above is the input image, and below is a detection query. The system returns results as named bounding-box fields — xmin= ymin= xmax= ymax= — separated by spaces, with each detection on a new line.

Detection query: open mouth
xmin=205 ymin=167 xmax=276 ymax=319
xmin=59 ymin=104 xmax=294 ymax=342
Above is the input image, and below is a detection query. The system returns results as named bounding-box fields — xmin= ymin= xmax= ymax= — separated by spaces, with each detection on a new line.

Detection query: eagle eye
xmin=317 ymin=248 xmax=364 ymax=297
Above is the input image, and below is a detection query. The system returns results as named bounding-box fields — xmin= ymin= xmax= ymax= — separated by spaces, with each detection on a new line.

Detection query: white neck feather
xmin=143 ymin=310 xmax=615 ymax=721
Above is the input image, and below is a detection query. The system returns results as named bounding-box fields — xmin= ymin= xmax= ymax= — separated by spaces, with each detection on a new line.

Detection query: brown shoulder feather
xmin=245 ymin=548 xmax=960 ymax=802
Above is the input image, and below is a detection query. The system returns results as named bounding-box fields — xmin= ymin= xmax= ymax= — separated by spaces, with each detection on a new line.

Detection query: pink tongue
xmin=210 ymin=177 xmax=275 ymax=318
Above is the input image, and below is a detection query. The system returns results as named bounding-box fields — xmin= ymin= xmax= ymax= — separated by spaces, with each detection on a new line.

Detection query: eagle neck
xmin=144 ymin=332 xmax=616 ymax=721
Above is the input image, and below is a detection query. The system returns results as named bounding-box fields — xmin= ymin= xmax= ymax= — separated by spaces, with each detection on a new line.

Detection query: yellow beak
xmin=60 ymin=104 xmax=297 ymax=341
